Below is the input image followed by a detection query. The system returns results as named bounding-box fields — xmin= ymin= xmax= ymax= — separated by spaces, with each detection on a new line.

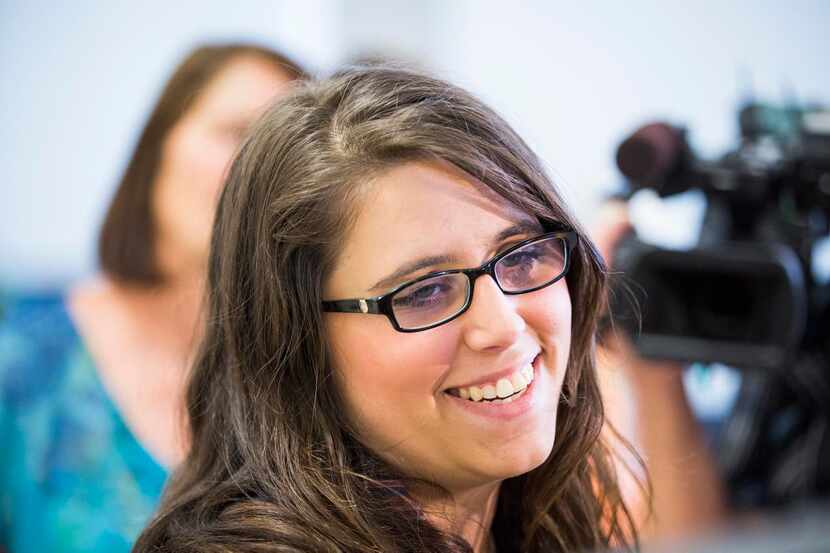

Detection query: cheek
xmin=326 ymin=316 xmax=455 ymax=445
xmin=154 ymin=124 xmax=238 ymax=249
xmin=164 ymin=124 xmax=237 ymax=195
xmin=523 ymin=280 xmax=572 ymax=356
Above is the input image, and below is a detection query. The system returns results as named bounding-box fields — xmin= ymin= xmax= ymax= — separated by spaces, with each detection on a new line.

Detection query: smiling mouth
xmin=445 ymin=356 xmax=537 ymax=404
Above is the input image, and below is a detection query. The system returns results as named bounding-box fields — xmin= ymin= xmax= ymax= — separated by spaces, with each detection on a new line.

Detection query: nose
xmin=462 ymin=275 xmax=526 ymax=352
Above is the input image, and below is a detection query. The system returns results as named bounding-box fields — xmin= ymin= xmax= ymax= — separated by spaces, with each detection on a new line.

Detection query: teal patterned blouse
xmin=0 ymin=293 xmax=168 ymax=552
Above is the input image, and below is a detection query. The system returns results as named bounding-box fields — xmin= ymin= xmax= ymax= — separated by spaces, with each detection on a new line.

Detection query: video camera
xmin=611 ymin=103 xmax=830 ymax=370
xmin=610 ymin=102 xmax=830 ymax=507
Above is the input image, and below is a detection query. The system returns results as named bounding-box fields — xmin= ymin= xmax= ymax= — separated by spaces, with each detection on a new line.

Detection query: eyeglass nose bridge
xmin=456 ymin=260 xmax=509 ymax=318
xmin=463 ymin=249 xmax=515 ymax=291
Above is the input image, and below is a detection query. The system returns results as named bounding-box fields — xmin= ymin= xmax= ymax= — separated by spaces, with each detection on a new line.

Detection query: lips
xmin=449 ymin=364 xmax=534 ymax=403
xmin=441 ymin=353 xmax=544 ymax=422
xmin=444 ymin=353 xmax=540 ymax=403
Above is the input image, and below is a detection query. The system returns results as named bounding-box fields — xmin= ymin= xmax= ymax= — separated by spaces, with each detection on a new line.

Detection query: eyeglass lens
xmin=390 ymin=235 xmax=567 ymax=330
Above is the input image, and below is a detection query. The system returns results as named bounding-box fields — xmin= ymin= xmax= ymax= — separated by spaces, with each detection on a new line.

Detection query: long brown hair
xmin=134 ymin=66 xmax=641 ymax=552
xmin=98 ymin=42 xmax=306 ymax=286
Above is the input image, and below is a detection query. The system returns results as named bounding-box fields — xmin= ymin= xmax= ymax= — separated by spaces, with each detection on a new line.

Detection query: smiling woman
xmin=134 ymin=66 xmax=642 ymax=553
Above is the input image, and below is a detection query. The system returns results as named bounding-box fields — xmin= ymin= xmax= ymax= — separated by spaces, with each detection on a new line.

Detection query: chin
xmin=480 ymin=430 xmax=557 ymax=483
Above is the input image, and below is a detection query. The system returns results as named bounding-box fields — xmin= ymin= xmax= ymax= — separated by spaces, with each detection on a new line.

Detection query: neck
xmin=420 ymin=482 xmax=500 ymax=553
xmin=111 ymin=269 xmax=206 ymax=360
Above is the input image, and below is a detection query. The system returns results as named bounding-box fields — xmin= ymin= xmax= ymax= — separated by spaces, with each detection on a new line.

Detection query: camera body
xmin=612 ymin=103 xmax=830 ymax=507
xmin=612 ymin=103 xmax=830 ymax=370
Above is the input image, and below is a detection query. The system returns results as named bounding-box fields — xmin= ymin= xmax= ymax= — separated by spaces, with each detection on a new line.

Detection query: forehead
xmin=191 ymin=55 xmax=293 ymax=120
xmin=327 ymin=160 xmax=537 ymax=295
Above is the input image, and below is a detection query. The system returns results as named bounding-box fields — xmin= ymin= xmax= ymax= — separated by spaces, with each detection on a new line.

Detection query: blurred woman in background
xmin=0 ymin=42 xmax=305 ymax=552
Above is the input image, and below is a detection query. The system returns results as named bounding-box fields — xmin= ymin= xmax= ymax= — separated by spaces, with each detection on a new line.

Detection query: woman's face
xmin=152 ymin=55 xmax=294 ymax=278
xmin=324 ymin=160 xmax=572 ymax=494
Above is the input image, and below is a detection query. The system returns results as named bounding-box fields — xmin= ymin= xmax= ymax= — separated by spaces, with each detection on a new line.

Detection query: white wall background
xmin=2 ymin=0 xmax=829 ymax=289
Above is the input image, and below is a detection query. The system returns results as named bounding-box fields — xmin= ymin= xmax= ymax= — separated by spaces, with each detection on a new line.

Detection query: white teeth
xmin=451 ymin=358 xmax=538 ymax=403
xmin=511 ymin=371 xmax=528 ymax=390
xmin=496 ymin=378 xmax=514 ymax=398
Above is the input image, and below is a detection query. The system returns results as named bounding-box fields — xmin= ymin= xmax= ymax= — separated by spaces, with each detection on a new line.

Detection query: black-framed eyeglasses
xmin=322 ymin=230 xmax=577 ymax=332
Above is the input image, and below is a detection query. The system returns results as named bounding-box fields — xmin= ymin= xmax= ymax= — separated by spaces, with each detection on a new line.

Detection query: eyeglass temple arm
xmin=322 ymin=298 xmax=382 ymax=314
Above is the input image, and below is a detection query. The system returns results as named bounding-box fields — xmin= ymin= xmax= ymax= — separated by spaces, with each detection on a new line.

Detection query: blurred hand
xmin=591 ymin=199 xmax=727 ymax=543
xmin=589 ymin=199 xmax=685 ymax=376
xmin=589 ymin=199 xmax=633 ymax=268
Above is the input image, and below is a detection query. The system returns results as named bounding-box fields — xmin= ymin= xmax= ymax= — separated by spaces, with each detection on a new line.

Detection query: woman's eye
xmin=496 ymin=246 xmax=546 ymax=288
xmin=395 ymin=284 xmax=446 ymax=307
xmin=501 ymin=249 xmax=540 ymax=268
xmin=395 ymin=277 xmax=464 ymax=310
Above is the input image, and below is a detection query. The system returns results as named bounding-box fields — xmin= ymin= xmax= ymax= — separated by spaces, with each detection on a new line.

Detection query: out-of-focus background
xmin=2 ymin=0 xmax=829 ymax=290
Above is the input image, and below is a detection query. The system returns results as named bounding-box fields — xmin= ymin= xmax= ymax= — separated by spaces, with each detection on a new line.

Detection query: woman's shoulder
xmin=0 ymin=290 xmax=84 ymax=406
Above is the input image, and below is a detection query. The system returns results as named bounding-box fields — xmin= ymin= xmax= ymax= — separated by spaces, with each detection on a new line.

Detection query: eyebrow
xmin=368 ymin=219 xmax=543 ymax=294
